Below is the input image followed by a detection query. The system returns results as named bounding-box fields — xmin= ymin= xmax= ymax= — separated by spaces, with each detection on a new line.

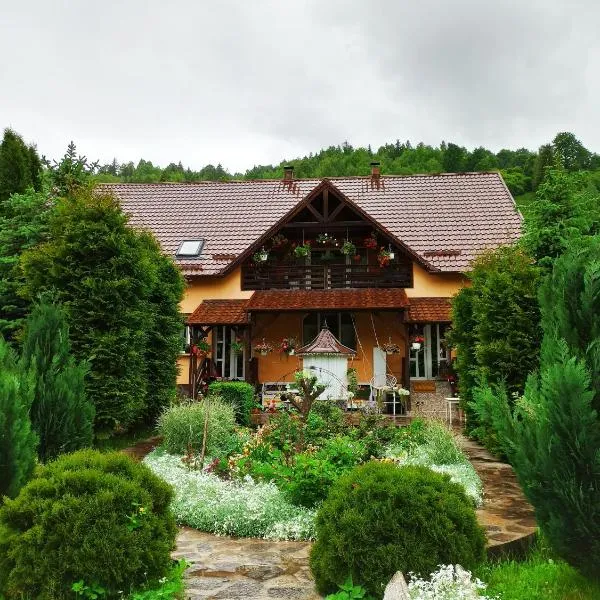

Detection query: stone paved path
xmin=457 ymin=435 xmax=537 ymax=556
xmin=125 ymin=430 xmax=536 ymax=598
xmin=174 ymin=528 xmax=319 ymax=599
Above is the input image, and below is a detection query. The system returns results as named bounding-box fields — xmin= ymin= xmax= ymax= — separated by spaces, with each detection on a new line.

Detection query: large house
xmin=107 ymin=164 xmax=521 ymax=418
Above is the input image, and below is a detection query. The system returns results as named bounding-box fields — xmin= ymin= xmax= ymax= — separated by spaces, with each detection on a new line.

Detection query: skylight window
xmin=176 ymin=240 xmax=204 ymax=257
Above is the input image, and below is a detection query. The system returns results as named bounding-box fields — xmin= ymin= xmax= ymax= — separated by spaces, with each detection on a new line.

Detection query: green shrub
xmin=284 ymin=455 xmax=340 ymax=508
xmin=157 ymin=397 xmax=236 ymax=457
xmin=310 ymin=462 xmax=486 ymax=598
xmin=315 ymin=436 xmax=368 ymax=469
xmin=207 ymin=381 xmax=255 ymax=425
xmin=0 ymin=449 xmax=176 ymax=599
xmin=0 ymin=338 xmax=38 ymax=498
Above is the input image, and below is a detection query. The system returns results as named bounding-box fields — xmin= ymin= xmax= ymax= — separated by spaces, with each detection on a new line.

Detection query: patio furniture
xmin=370 ymin=374 xmax=403 ymax=416
xmin=445 ymin=397 xmax=460 ymax=425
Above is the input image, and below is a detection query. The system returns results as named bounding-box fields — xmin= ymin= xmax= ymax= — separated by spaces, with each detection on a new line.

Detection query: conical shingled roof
xmin=297 ymin=326 xmax=356 ymax=356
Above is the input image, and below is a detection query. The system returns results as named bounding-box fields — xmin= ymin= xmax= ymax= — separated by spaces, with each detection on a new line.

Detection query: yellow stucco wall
xmin=406 ymin=263 xmax=466 ymax=298
xmin=176 ymin=261 xmax=465 ymax=385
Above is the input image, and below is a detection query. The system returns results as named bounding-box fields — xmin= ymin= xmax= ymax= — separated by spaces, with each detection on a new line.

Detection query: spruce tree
xmin=492 ymin=237 xmax=600 ymax=579
xmin=20 ymin=301 xmax=93 ymax=461
xmin=0 ymin=337 xmax=38 ymax=498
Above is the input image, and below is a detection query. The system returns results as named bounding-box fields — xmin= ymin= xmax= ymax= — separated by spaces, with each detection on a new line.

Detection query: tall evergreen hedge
xmin=20 ymin=187 xmax=184 ymax=434
xmin=490 ymin=237 xmax=600 ymax=579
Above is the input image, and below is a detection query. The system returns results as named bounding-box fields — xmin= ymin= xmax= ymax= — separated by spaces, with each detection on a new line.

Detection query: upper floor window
xmin=303 ymin=312 xmax=356 ymax=349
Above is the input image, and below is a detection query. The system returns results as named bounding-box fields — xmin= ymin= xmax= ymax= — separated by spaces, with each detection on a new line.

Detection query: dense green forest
xmin=88 ymin=131 xmax=600 ymax=203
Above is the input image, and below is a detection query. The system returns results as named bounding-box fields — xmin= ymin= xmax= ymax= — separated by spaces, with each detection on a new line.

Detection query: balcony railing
xmin=242 ymin=262 xmax=413 ymax=290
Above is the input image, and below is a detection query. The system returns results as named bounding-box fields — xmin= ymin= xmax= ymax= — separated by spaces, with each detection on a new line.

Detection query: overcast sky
xmin=1 ymin=0 xmax=598 ymax=172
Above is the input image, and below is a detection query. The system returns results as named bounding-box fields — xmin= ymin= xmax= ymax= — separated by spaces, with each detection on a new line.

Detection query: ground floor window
xmin=215 ymin=326 xmax=245 ymax=380
xmin=409 ymin=323 xmax=450 ymax=379
xmin=303 ymin=312 xmax=356 ymax=349
xmin=180 ymin=316 xmax=191 ymax=353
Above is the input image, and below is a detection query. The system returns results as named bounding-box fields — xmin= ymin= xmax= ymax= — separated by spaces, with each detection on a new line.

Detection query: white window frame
xmin=215 ymin=326 xmax=245 ymax=380
xmin=409 ymin=323 xmax=450 ymax=379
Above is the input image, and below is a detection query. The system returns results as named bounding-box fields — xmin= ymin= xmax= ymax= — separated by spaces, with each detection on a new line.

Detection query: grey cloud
xmin=0 ymin=0 xmax=598 ymax=171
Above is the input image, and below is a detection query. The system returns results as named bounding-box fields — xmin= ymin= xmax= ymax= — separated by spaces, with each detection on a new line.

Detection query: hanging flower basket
xmin=280 ymin=336 xmax=297 ymax=355
xmin=231 ymin=339 xmax=244 ymax=355
xmin=364 ymin=233 xmax=378 ymax=249
xmin=381 ymin=339 xmax=400 ymax=354
xmin=192 ymin=339 xmax=211 ymax=355
xmin=353 ymin=254 xmax=362 ymax=262
xmin=254 ymin=339 xmax=274 ymax=356
xmin=294 ymin=242 xmax=311 ymax=258
xmin=341 ymin=240 xmax=357 ymax=256
xmin=411 ymin=335 xmax=425 ymax=351
xmin=270 ymin=233 xmax=288 ymax=250
xmin=253 ymin=248 xmax=269 ymax=263
xmin=316 ymin=232 xmax=337 ymax=246
xmin=377 ymin=247 xmax=392 ymax=267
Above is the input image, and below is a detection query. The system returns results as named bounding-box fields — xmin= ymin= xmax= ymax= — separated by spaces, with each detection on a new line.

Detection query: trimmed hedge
xmin=309 ymin=462 xmax=486 ymax=598
xmin=208 ymin=381 xmax=255 ymax=425
xmin=0 ymin=450 xmax=177 ymax=600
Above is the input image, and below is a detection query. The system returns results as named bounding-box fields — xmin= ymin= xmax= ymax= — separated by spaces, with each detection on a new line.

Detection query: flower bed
xmin=144 ymin=449 xmax=316 ymax=540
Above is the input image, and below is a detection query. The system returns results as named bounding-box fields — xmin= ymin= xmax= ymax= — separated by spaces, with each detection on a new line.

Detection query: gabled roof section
xmin=187 ymin=299 xmax=249 ymax=325
xmin=105 ymin=172 xmax=521 ymax=275
xmin=297 ymin=326 xmax=356 ymax=356
xmin=407 ymin=297 xmax=452 ymax=322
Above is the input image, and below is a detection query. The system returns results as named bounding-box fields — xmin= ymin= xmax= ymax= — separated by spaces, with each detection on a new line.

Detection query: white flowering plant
xmin=143 ymin=450 xmax=315 ymax=540
xmin=408 ymin=564 xmax=497 ymax=600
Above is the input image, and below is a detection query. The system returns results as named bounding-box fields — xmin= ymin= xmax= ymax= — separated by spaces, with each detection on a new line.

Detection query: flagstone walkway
xmin=125 ymin=431 xmax=537 ymax=599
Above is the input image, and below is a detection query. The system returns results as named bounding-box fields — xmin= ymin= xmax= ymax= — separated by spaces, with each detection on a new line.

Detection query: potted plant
xmin=254 ymin=338 xmax=274 ymax=356
xmin=280 ymin=336 xmax=297 ymax=355
xmin=411 ymin=335 xmax=425 ymax=351
xmin=316 ymin=232 xmax=336 ymax=246
xmin=377 ymin=247 xmax=392 ymax=267
xmin=231 ymin=339 xmax=244 ymax=355
xmin=294 ymin=242 xmax=311 ymax=258
xmin=364 ymin=232 xmax=378 ymax=249
xmin=381 ymin=338 xmax=400 ymax=354
xmin=253 ymin=247 xmax=269 ymax=263
xmin=270 ymin=233 xmax=288 ymax=250
xmin=191 ymin=338 xmax=211 ymax=356
xmin=353 ymin=254 xmax=362 ymax=262
xmin=341 ymin=240 xmax=357 ymax=256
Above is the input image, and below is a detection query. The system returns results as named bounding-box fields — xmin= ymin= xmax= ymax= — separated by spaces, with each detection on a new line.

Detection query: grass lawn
xmin=476 ymin=540 xmax=600 ymax=600
xmin=94 ymin=422 xmax=157 ymax=452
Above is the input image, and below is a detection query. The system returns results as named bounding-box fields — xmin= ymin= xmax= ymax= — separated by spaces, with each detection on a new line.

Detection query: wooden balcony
xmin=242 ymin=262 xmax=413 ymax=290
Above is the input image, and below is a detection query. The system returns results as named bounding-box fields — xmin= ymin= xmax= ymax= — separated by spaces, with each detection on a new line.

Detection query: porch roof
xmin=187 ymin=299 xmax=249 ymax=325
xmin=245 ymin=288 xmax=409 ymax=312
xmin=407 ymin=297 xmax=452 ymax=322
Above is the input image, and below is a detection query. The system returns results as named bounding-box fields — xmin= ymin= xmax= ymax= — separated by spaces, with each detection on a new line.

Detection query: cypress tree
xmin=20 ymin=301 xmax=93 ymax=461
xmin=139 ymin=233 xmax=185 ymax=421
xmin=0 ymin=337 xmax=38 ymax=498
xmin=491 ymin=237 xmax=600 ymax=579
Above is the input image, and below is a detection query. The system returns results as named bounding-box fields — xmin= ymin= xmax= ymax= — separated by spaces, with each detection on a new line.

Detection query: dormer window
xmin=177 ymin=240 xmax=204 ymax=257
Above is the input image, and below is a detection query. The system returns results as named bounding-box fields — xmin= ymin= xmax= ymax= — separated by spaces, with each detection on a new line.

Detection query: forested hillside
xmin=90 ymin=132 xmax=600 ymax=205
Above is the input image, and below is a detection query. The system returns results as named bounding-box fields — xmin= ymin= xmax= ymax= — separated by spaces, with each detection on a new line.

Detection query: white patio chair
xmin=369 ymin=374 xmax=400 ymax=415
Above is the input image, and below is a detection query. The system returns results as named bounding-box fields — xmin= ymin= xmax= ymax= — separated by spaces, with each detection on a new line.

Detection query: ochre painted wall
xmin=180 ymin=267 xmax=252 ymax=314
xmin=252 ymin=311 xmax=407 ymax=385
xmin=405 ymin=263 xmax=466 ymax=298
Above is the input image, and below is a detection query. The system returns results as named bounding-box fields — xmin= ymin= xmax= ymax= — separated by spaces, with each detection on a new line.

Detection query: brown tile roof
xmin=246 ymin=289 xmax=409 ymax=311
xmin=408 ymin=297 xmax=452 ymax=322
xmin=105 ymin=172 xmax=521 ymax=275
xmin=187 ymin=299 xmax=249 ymax=325
xmin=297 ymin=326 xmax=356 ymax=355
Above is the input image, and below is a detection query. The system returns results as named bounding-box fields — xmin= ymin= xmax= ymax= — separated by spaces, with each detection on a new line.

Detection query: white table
xmin=445 ymin=397 xmax=460 ymax=425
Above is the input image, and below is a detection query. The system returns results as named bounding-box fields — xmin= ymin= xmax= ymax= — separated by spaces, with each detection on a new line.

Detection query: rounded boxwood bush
xmin=309 ymin=461 xmax=486 ymax=598
xmin=157 ymin=396 xmax=236 ymax=457
xmin=207 ymin=381 xmax=256 ymax=425
xmin=0 ymin=450 xmax=177 ymax=600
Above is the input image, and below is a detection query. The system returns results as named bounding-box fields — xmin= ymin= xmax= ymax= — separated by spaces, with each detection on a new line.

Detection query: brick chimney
xmin=283 ymin=165 xmax=294 ymax=182
xmin=370 ymin=161 xmax=381 ymax=189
